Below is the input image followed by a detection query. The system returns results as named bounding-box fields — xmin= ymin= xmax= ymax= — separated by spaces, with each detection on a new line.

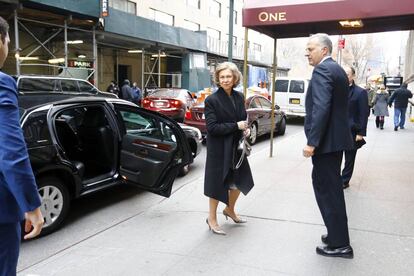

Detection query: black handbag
xmin=233 ymin=136 xmax=251 ymax=170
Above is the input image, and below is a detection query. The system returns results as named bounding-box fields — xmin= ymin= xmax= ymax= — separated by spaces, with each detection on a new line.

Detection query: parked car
xmin=14 ymin=75 xmax=117 ymax=109
xmin=141 ymin=88 xmax=196 ymax=122
xmin=273 ymin=77 xmax=309 ymax=118
xmin=246 ymin=95 xmax=286 ymax=144
xmin=19 ymin=97 xmax=193 ymax=236
xmin=184 ymin=94 xmax=286 ymax=144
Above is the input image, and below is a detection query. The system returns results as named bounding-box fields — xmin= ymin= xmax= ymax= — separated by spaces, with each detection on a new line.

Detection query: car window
xmin=61 ymin=80 xmax=80 ymax=93
xmin=22 ymin=111 xmax=52 ymax=147
xmin=275 ymin=80 xmax=289 ymax=92
xmin=78 ymin=81 xmax=98 ymax=94
xmin=116 ymin=107 xmax=176 ymax=143
xmin=289 ymin=80 xmax=305 ymax=93
xmin=258 ymin=97 xmax=272 ymax=109
xmin=151 ymin=89 xmax=180 ymax=98
xmin=19 ymin=78 xmax=59 ymax=92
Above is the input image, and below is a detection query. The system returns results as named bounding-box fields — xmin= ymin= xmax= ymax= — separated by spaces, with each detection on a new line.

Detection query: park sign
xmin=242 ymin=0 xmax=414 ymax=38
xmin=68 ymin=60 xmax=93 ymax=68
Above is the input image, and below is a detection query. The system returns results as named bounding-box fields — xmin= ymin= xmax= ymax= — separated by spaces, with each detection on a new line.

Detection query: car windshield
xmin=150 ymin=89 xmax=181 ymax=98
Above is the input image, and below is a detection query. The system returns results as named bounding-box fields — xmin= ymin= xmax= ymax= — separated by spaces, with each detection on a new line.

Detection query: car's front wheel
xmin=277 ymin=117 xmax=286 ymax=135
xmin=37 ymin=177 xmax=70 ymax=236
xmin=249 ymin=123 xmax=258 ymax=145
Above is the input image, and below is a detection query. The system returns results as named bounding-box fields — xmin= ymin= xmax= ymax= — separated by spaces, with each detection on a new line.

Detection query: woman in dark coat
xmin=372 ymin=84 xmax=389 ymax=129
xmin=204 ymin=62 xmax=254 ymax=235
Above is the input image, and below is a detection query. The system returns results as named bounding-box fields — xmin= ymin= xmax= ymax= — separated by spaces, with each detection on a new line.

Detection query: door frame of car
xmin=111 ymin=103 xmax=193 ymax=197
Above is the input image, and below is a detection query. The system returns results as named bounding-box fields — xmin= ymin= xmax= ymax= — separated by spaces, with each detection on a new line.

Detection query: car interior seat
xmin=77 ymin=107 xmax=114 ymax=175
xmin=55 ymin=118 xmax=85 ymax=179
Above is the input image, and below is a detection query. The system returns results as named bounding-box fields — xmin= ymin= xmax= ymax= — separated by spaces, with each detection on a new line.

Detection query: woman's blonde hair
xmin=213 ymin=62 xmax=242 ymax=87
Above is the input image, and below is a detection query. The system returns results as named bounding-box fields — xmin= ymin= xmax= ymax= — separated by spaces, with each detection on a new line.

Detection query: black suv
xmin=20 ymin=97 xmax=193 ymax=235
xmin=14 ymin=75 xmax=117 ymax=108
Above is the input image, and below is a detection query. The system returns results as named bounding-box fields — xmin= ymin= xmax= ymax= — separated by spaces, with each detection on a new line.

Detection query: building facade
xmin=0 ymin=0 xmax=284 ymax=93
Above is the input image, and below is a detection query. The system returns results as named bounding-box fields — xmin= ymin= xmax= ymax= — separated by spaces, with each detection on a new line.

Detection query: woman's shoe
xmin=223 ymin=209 xmax=247 ymax=224
xmin=206 ymin=218 xmax=226 ymax=235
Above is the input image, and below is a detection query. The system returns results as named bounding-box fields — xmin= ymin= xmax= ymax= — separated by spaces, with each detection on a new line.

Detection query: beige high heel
xmin=223 ymin=209 xmax=247 ymax=224
xmin=206 ymin=218 xmax=226 ymax=235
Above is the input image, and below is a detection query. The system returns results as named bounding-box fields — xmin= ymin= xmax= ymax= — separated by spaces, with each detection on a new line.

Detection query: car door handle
xmin=140 ymin=141 xmax=158 ymax=148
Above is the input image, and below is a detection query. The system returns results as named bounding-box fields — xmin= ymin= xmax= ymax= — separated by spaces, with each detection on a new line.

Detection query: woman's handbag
xmin=233 ymin=136 xmax=251 ymax=170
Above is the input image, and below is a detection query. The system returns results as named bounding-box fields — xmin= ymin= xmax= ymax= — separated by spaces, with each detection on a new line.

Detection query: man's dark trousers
xmin=0 ymin=222 xmax=21 ymax=276
xmin=312 ymin=151 xmax=350 ymax=247
xmin=342 ymin=148 xmax=357 ymax=184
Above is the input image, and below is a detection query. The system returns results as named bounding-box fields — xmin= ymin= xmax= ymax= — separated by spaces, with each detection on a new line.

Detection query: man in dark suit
xmin=0 ymin=16 xmax=44 ymax=276
xmin=341 ymin=66 xmax=369 ymax=189
xmin=303 ymin=33 xmax=354 ymax=258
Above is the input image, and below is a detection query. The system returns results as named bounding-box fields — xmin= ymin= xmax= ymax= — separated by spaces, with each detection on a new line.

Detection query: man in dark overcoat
xmin=341 ymin=66 xmax=369 ymax=189
xmin=303 ymin=33 xmax=354 ymax=258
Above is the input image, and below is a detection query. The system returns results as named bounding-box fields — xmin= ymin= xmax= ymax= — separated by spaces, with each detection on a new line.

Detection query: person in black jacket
xmin=341 ymin=66 xmax=369 ymax=189
xmin=204 ymin=62 xmax=254 ymax=235
xmin=303 ymin=34 xmax=354 ymax=258
xmin=388 ymin=83 xmax=413 ymax=131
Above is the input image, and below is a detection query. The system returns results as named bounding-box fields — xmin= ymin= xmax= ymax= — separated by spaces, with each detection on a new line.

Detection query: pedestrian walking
xmin=0 ymin=16 xmax=44 ymax=276
xmin=303 ymin=33 xmax=354 ymax=258
xmin=341 ymin=66 xmax=369 ymax=189
xmin=372 ymin=85 xmax=389 ymax=129
xmin=204 ymin=62 xmax=254 ymax=235
xmin=366 ymin=83 xmax=376 ymax=115
xmin=388 ymin=83 xmax=413 ymax=131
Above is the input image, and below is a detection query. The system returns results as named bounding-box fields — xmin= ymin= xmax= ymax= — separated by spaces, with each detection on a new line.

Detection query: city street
xmin=17 ymin=116 xmax=414 ymax=275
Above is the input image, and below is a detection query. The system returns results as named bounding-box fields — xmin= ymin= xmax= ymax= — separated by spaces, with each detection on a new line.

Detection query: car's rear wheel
xmin=277 ymin=117 xmax=286 ymax=135
xmin=249 ymin=123 xmax=258 ymax=145
xmin=37 ymin=177 xmax=70 ymax=236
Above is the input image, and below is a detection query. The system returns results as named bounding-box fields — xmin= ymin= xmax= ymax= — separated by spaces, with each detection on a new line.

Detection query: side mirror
xmin=275 ymin=104 xmax=280 ymax=110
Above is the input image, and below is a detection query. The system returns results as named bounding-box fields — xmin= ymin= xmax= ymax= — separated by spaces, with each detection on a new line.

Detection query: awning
xmin=243 ymin=0 xmax=414 ymax=38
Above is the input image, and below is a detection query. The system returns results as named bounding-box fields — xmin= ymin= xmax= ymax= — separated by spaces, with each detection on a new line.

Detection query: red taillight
xmin=142 ymin=99 xmax=151 ymax=107
xmin=169 ymin=99 xmax=182 ymax=107
xmin=185 ymin=110 xmax=192 ymax=120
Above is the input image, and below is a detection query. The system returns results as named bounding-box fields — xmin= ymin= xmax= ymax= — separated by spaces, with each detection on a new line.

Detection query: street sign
xmin=338 ymin=38 xmax=345 ymax=49
xmin=102 ymin=0 xmax=109 ymax=17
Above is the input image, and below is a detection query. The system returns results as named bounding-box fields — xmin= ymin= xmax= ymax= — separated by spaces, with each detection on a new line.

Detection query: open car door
xmin=114 ymin=104 xmax=193 ymax=197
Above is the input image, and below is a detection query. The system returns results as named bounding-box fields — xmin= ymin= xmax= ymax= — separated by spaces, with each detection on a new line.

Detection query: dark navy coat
xmin=0 ymin=72 xmax=41 ymax=224
xmin=304 ymin=58 xmax=354 ymax=155
xmin=348 ymin=83 xmax=369 ymax=136
xmin=204 ymin=88 xmax=254 ymax=204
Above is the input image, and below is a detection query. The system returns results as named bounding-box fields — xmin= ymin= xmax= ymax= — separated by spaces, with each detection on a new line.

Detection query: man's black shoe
xmin=343 ymin=182 xmax=350 ymax=189
xmin=316 ymin=245 xmax=354 ymax=259
xmin=321 ymin=234 xmax=328 ymax=244
xmin=394 ymin=126 xmax=398 ymax=131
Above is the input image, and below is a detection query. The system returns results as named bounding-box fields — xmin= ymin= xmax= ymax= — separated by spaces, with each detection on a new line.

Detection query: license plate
xmin=154 ymin=101 xmax=167 ymax=107
xmin=290 ymin=98 xmax=300 ymax=104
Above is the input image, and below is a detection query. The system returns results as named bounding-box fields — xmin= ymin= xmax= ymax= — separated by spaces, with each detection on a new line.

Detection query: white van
xmin=273 ymin=77 xmax=309 ymax=117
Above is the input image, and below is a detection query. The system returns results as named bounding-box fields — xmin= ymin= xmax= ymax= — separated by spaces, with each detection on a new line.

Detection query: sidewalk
xmin=19 ymin=116 xmax=414 ymax=276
